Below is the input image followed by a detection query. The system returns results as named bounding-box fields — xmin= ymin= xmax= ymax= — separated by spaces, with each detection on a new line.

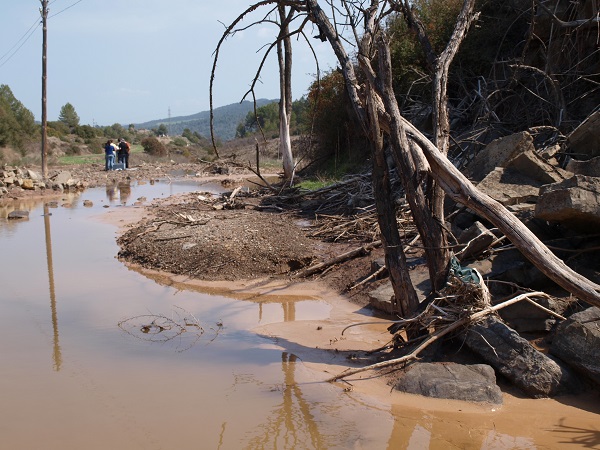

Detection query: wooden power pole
xmin=40 ymin=0 xmax=49 ymax=179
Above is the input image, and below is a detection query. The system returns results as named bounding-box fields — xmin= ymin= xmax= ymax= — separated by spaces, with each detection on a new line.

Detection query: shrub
xmin=141 ymin=136 xmax=167 ymax=156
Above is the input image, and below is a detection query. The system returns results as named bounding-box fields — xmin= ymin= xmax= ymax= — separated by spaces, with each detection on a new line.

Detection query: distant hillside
xmin=135 ymin=99 xmax=277 ymax=141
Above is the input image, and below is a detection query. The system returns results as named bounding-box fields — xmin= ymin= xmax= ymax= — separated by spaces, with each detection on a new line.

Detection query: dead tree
xmin=277 ymin=5 xmax=295 ymax=180
xmin=395 ymin=0 xmax=479 ymax=288
xmin=220 ymin=1 xmax=600 ymax=311
xmin=306 ymin=0 xmax=600 ymax=309
xmin=210 ymin=2 xmax=311 ymax=178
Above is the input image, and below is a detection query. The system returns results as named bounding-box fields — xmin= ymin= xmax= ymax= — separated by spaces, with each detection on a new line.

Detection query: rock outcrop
xmin=462 ymin=316 xmax=583 ymax=398
xmin=393 ymin=362 xmax=503 ymax=404
xmin=550 ymin=307 xmax=600 ymax=387
xmin=0 ymin=166 xmax=85 ymax=198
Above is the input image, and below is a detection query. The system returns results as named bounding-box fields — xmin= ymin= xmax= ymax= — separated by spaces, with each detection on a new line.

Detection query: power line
xmin=0 ymin=18 xmax=40 ymax=63
xmin=49 ymin=0 xmax=85 ymax=18
xmin=0 ymin=20 xmax=41 ymax=69
xmin=0 ymin=0 xmax=86 ymax=70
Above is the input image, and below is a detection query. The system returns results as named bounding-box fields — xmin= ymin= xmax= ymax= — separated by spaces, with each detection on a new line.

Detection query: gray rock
xmin=498 ymin=296 xmax=570 ymax=333
xmin=535 ymin=175 xmax=600 ymax=231
xmin=566 ymin=110 xmax=600 ymax=160
xmin=506 ymin=148 xmax=569 ymax=184
xmin=8 ymin=210 xmax=29 ymax=220
xmin=368 ymin=265 xmax=431 ymax=314
xmin=393 ymin=362 xmax=503 ymax=404
xmin=565 ymin=155 xmax=600 ymax=177
xmin=26 ymin=169 xmax=43 ymax=181
xmin=463 ymin=316 xmax=583 ymax=398
xmin=51 ymin=170 xmax=75 ymax=187
xmin=550 ymin=307 xmax=600 ymax=386
xmin=476 ymin=167 xmax=542 ymax=206
xmin=456 ymin=221 xmax=496 ymax=261
xmin=466 ymin=131 xmax=535 ymax=182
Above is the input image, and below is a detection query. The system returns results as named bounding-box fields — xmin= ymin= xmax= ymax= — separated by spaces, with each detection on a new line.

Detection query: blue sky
xmin=0 ymin=0 xmax=339 ymax=126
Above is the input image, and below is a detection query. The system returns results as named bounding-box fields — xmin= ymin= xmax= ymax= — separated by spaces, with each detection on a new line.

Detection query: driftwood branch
xmin=294 ymin=240 xmax=382 ymax=278
xmin=327 ymin=291 xmax=553 ymax=382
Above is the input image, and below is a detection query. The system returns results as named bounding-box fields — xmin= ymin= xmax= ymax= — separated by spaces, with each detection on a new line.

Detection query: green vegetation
xmin=236 ymin=97 xmax=310 ymax=139
xmin=58 ymin=153 xmax=105 ymax=165
xmin=296 ymin=177 xmax=338 ymax=191
xmin=0 ymin=84 xmax=36 ymax=151
xmin=141 ymin=136 xmax=168 ymax=156
xmin=58 ymin=102 xmax=80 ymax=129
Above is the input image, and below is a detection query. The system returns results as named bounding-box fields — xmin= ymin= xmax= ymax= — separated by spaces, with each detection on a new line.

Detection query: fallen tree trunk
xmin=294 ymin=240 xmax=381 ymax=278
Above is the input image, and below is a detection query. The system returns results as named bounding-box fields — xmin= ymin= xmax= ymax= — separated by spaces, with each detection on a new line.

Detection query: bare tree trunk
xmin=396 ymin=0 xmax=478 ymax=288
xmin=367 ymin=86 xmax=420 ymax=316
xmin=278 ymin=5 xmax=294 ymax=180
xmin=377 ymin=36 xmax=451 ymax=292
xmin=307 ymin=0 xmax=444 ymax=314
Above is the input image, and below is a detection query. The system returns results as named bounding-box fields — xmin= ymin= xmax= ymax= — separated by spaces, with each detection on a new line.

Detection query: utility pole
xmin=168 ymin=106 xmax=171 ymax=136
xmin=40 ymin=0 xmax=49 ymax=179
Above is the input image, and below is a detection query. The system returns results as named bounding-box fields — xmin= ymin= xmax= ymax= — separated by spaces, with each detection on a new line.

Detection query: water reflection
xmin=105 ymin=180 xmax=133 ymax=205
xmin=131 ymin=268 xmax=331 ymax=325
xmin=245 ymin=352 xmax=326 ymax=449
xmin=118 ymin=180 xmax=131 ymax=204
xmin=43 ymin=203 xmax=62 ymax=371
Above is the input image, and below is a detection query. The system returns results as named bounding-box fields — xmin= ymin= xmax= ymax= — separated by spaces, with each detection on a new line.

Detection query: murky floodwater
xmin=0 ymin=178 xmax=598 ymax=450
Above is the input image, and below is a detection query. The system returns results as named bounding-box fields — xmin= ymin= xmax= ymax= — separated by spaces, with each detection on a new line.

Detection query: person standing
xmin=118 ymin=138 xmax=131 ymax=169
xmin=104 ymin=139 xmax=117 ymax=171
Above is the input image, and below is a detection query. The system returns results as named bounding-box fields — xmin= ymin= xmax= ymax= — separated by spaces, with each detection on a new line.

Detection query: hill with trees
xmin=134 ymin=99 xmax=277 ymax=141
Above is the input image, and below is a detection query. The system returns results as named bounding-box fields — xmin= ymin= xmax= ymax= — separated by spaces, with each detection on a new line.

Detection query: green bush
xmin=172 ymin=137 xmax=187 ymax=147
xmin=65 ymin=144 xmax=81 ymax=156
xmin=141 ymin=136 xmax=167 ymax=156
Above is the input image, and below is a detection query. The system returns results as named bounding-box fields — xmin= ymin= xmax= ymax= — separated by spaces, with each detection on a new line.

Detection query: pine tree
xmin=58 ymin=102 xmax=80 ymax=128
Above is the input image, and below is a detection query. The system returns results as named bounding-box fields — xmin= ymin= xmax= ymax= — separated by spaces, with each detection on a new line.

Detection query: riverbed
xmin=0 ymin=178 xmax=598 ymax=449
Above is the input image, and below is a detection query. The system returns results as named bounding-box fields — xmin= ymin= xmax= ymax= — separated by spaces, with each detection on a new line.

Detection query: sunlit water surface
xmin=0 ymin=178 xmax=598 ymax=450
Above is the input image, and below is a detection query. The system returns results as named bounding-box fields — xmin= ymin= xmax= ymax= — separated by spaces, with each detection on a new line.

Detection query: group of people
xmin=104 ymin=138 xmax=131 ymax=171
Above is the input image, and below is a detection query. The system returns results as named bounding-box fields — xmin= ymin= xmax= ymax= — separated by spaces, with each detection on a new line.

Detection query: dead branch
xmin=327 ymin=291 xmax=553 ymax=382
xmin=349 ymin=266 xmax=386 ymax=290
xmin=294 ymin=240 xmax=382 ymax=278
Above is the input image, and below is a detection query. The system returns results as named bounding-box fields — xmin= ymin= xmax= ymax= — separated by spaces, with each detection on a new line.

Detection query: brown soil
xmin=114 ymin=185 xmax=385 ymax=309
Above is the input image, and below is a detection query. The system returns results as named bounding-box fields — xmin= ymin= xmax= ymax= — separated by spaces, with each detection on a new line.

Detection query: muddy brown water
xmin=0 ymin=179 xmax=598 ymax=450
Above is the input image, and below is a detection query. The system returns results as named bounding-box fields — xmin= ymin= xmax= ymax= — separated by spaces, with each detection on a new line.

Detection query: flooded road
xmin=0 ymin=179 xmax=598 ymax=450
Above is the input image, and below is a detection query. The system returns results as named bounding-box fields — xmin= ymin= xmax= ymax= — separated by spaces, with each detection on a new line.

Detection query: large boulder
xmin=550 ymin=307 xmax=600 ymax=386
xmin=498 ymin=296 xmax=571 ymax=333
xmin=462 ymin=316 xmax=583 ymax=398
xmin=535 ymin=175 xmax=600 ymax=231
xmin=475 ymin=167 xmax=542 ymax=206
xmin=566 ymin=110 xmax=600 ymax=160
xmin=393 ymin=362 xmax=503 ymax=404
xmin=506 ymin=148 xmax=568 ymax=184
xmin=51 ymin=170 xmax=75 ymax=187
xmin=565 ymin=155 xmax=600 ymax=177
xmin=466 ymin=132 xmax=535 ymax=182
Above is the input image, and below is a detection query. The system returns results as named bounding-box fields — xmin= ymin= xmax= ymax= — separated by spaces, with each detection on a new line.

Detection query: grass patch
xmin=58 ymin=154 xmax=104 ymax=165
xmin=57 ymin=144 xmax=145 ymax=165
xmin=296 ymin=176 xmax=339 ymax=191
